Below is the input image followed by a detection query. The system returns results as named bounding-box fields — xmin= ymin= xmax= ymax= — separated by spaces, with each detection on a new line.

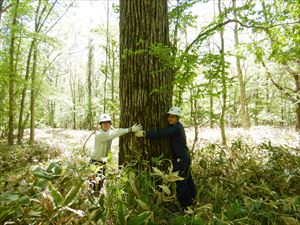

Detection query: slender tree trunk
xmin=17 ymin=40 xmax=34 ymax=144
xmin=70 ymin=71 xmax=77 ymax=130
xmin=254 ymin=90 xmax=259 ymax=125
xmin=209 ymin=73 xmax=214 ymax=128
xmin=103 ymin=0 xmax=110 ymax=114
xmin=296 ymin=103 xmax=300 ymax=130
xmin=8 ymin=0 xmax=19 ymax=145
xmin=29 ymin=44 xmax=38 ymax=145
xmin=49 ymin=72 xmax=58 ymax=127
xmin=111 ymin=47 xmax=116 ymax=125
xmin=190 ymin=87 xmax=199 ymax=155
xmin=218 ymin=0 xmax=227 ymax=146
xmin=233 ymin=0 xmax=250 ymax=128
xmin=87 ymin=39 xmax=93 ymax=130
xmin=295 ymin=73 xmax=300 ymax=130
xmin=119 ymin=0 xmax=173 ymax=165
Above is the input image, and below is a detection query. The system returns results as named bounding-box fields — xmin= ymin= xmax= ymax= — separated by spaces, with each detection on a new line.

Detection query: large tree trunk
xmin=119 ymin=0 xmax=173 ymax=165
xmin=233 ymin=0 xmax=250 ymax=128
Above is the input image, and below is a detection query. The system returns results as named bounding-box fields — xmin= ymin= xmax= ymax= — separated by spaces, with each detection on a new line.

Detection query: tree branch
xmin=0 ymin=3 xmax=12 ymax=16
xmin=261 ymin=59 xmax=297 ymax=103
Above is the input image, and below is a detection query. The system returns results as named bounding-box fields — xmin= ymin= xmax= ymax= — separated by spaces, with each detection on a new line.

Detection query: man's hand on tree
xmin=129 ymin=124 xmax=143 ymax=133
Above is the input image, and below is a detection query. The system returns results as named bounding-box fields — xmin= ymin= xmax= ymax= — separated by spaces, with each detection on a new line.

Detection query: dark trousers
xmin=173 ymin=156 xmax=196 ymax=208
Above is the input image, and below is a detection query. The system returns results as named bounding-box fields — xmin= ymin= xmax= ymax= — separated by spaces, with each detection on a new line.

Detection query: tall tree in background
xmin=7 ymin=0 xmax=19 ymax=145
xmin=69 ymin=67 xmax=77 ymax=130
xmin=17 ymin=35 xmax=34 ymax=144
xmin=86 ymin=39 xmax=94 ymax=130
xmin=233 ymin=0 xmax=250 ymax=128
xmin=218 ymin=0 xmax=227 ymax=145
xmin=259 ymin=0 xmax=300 ymax=130
xmin=29 ymin=0 xmax=57 ymax=144
xmin=119 ymin=0 xmax=173 ymax=165
xmin=103 ymin=0 xmax=110 ymax=113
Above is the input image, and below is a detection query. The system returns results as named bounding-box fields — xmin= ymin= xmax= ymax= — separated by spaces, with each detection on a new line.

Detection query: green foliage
xmin=1 ymin=140 xmax=299 ymax=224
xmin=192 ymin=141 xmax=300 ymax=224
xmin=169 ymin=0 xmax=198 ymax=34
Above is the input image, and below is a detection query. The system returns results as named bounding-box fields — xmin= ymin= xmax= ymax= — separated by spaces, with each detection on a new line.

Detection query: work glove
xmin=135 ymin=130 xmax=146 ymax=137
xmin=129 ymin=123 xmax=143 ymax=133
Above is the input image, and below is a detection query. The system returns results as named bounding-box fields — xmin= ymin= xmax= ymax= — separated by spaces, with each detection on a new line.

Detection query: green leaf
xmin=225 ymin=200 xmax=241 ymax=220
xmin=158 ymin=185 xmax=171 ymax=195
xmin=48 ymin=182 xmax=64 ymax=207
xmin=171 ymin=215 xmax=186 ymax=225
xmin=118 ymin=202 xmax=127 ymax=225
xmin=128 ymin=211 xmax=151 ymax=225
xmin=63 ymin=180 xmax=84 ymax=206
xmin=136 ymin=198 xmax=150 ymax=211
xmin=33 ymin=167 xmax=56 ymax=180
xmin=18 ymin=195 xmax=30 ymax=206
xmin=27 ymin=210 xmax=41 ymax=217
xmin=281 ymin=216 xmax=300 ymax=225
xmin=152 ymin=167 xmax=164 ymax=177
xmin=0 ymin=208 xmax=15 ymax=223
xmin=1 ymin=193 xmax=19 ymax=202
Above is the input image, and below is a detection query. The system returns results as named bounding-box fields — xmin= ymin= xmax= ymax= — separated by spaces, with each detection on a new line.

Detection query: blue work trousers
xmin=173 ymin=155 xmax=196 ymax=208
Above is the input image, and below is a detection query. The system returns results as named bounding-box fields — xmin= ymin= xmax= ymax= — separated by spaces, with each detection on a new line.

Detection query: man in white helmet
xmin=89 ymin=113 xmax=142 ymax=192
xmin=135 ymin=106 xmax=196 ymax=209
xmin=91 ymin=113 xmax=142 ymax=163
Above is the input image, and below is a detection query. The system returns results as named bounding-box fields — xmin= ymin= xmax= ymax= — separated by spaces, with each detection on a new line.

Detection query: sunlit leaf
xmin=136 ymin=198 xmax=150 ymax=211
xmin=158 ymin=185 xmax=171 ymax=195
xmin=48 ymin=182 xmax=64 ymax=207
xmin=1 ymin=193 xmax=19 ymax=202
xmin=63 ymin=180 xmax=84 ymax=206
xmin=152 ymin=167 xmax=164 ymax=177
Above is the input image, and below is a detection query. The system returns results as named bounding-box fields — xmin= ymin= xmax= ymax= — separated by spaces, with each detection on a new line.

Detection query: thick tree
xmin=119 ymin=0 xmax=173 ymax=165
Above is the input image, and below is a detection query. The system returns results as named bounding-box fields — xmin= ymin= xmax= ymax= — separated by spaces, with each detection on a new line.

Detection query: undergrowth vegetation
xmin=0 ymin=141 xmax=299 ymax=224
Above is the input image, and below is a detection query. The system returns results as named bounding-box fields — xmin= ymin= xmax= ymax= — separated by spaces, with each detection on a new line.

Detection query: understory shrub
xmin=0 ymin=141 xmax=299 ymax=224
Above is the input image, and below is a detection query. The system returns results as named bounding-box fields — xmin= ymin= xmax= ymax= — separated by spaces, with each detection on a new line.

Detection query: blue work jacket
xmin=146 ymin=122 xmax=189 ymax=159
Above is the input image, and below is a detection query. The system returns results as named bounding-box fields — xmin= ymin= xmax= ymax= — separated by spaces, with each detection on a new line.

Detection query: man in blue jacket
xmin=135 ymin=106 xmax=196 ymax=208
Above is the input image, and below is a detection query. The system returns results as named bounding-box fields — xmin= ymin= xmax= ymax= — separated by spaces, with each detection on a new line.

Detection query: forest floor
xmin=1 ymin=126 xmax=299 ymax=224
xmin=22 ymin=125 xmax=299 ymax=163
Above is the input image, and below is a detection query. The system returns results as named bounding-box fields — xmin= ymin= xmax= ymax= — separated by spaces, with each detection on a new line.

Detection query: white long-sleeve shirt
xmin=91 ymin=128 xmax=130 ymax=161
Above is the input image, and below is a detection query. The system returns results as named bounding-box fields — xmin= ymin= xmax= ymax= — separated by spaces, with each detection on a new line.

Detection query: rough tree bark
xmin=119 ymin=0 xmax=173 ymax=165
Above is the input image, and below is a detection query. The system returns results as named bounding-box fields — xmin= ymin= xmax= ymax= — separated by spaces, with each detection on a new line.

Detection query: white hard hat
xmin=167 ymin=106 xmax=181 ymax=117
xmin=99 ymin=113 xmax=112 ymax=123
